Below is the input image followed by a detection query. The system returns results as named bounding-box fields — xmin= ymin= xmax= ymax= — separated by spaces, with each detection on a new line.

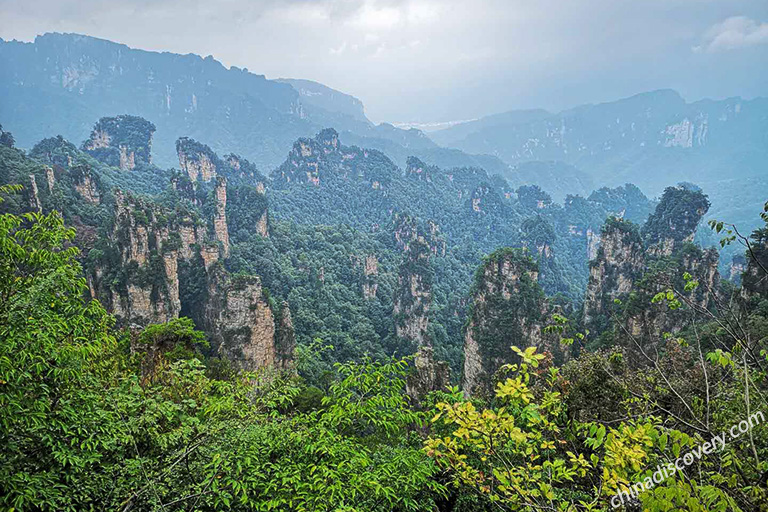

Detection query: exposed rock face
xmin=643 ymin=185 xmax=710 ymax=257
xmin=255 ymin=211 xmax=269 ymax=238
xmin=586 ymin=228 xmax=599 ymax=260
xmin=361 ymin=254 xmax=378 ymax=299
xmin=740 ymin=231 xmax=768 ymax=299
xmin=584 ymin=188 xmax=722 ymax=346
xmin=393 ymin=216 xmax=435 ymax=349
xmin=27 ymin=174 xmax=42 ymax=212
xmin=176 ymin=137 xmax=218 ymax=182
xmin=205 ymin=271 xmax=279 ymax=371
xmin=275 ymin=301 xmax=297 ymax=371
xmin=273 ymin=128 xmax=395 ymax=192
xmin=213 ymin=177 xmax=230 ymax=258
xmin=406 ymin=346 xmax=450 ymax=399
xmin=82 ymin=115 xmax=155 ymax=170
xmin=462 ymin=249 xmax=553 ymax=397
xmin=393 ymin=214 xmax=446 ymax=257
xmin=89 ymin=189 xmax=290 ymax=371
xmin=730 ymin=254 xmax=747 ymax=285
xmin=392 ymin=214 xmax=451 ymax=397
xmin=624 ymin=244 xmax=721 ymax=342
xmin=405 ymin=156 xmax=436 ymax=183
xmin=72 ymin=165 xmax=101 ymax=205
xmin=583 ymin=217 xmax=646 ymax=330
xmin=94 ymin=191 xmax=182 ymax=326
xmin=44 ymin=166 xmax=55 ymax=192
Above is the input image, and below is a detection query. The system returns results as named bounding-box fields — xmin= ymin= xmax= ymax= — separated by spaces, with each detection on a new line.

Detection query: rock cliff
xmin=88 ymin=188 xmax=290 ymax=371
xmin=584 ymin=186 xmax=721 ymax=346
xmin=176 ymin=137 xmax=219 ymax=183
xmin=90 ymin=190 xmax=183 ymax=326
xmin=361 ymin=254 xmax=379 ymax=299
xmin=643 ymin=185 xmax=710 ymax=257
xmin=583 ymin=217 xmax=646 ymax=331
xmin=213 ymin=177 xmax=231 ymax=257
xmin=392 ymin=214 xmax=450 ymax=397
xmin=204 ymin=270 xmax=281 ymax=371
xmin=82 ymin=115 xmax=155 ymax=170
xmin=462 ymin=248 xmax=554 ymax=396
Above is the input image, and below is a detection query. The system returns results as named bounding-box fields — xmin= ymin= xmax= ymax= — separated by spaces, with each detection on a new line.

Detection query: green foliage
xmin=643 ymin=185 xmax=711 ymax=246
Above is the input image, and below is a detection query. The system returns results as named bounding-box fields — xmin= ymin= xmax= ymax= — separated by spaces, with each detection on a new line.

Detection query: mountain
xmin=0 ymin=33 xmax=506 ymax=174
xmin=429 ymin=89 xmax=768 ymax=254
xmin=431 ymin=89 xmax=768 ymax=193
xmin=276 ymin=78 xmax=368 ymax=124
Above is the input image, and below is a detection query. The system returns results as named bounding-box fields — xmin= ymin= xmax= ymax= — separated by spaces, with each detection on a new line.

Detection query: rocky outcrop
xmin=583 ymin=217 xmax=646 ymax=330
xmin=92 ymin=191 xmax=182 ymax=326
xmin=406 ymin=346 xmax=450 ymax=399
xmin=275 ymin=301 xmax=296 ymax=371
xmin=176 ymin=137 xmax=218 ymax=182
xmin=392 ymin=214 xmax=451 ymax=397
xmin=27 ymin=174 xmax=42 ymax=212
xmin=273 ymin=128 xmax=397 ymax=191
xmin=205 ymin=271 xmax=284 ymax=371
xmin=71 ymin=165 xmax=101 ymax=205
xmin=742 ymin=235 xmax=768 ymax=299
xmin=405 ymin=156 xmax=436 ymax=183
xmin=393 ymin=216 xmax=435 ymax=348
xmin=584 ymin=187 xmax=722 ymax=346
xmin=730 ymin=254 xmax=747 ymax=285
xmin=361 ymin=254 xmax=378 ymax=299
xmin=643 ymin=185 xmax=710 ymax=257
xmin=462 ymin=248 xmax=554 ymax=397
xmin=213 ymin=177 xmax=230 ymax=258
xmin=44 ymin=166 xmax=55 ymax=192
xmin=82 ymin=115 xmax=155 ymax=170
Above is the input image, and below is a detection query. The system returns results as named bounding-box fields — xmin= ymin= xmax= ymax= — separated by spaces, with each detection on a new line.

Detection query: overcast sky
xmin=1 ymin=0 xmax=767 ymax=123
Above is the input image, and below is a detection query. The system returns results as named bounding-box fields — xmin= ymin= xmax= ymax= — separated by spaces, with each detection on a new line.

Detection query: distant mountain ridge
xmin=0 ymin=32 xmax=506 ymax=173
xmin=430 ymin=89 xmax=768 ymax=194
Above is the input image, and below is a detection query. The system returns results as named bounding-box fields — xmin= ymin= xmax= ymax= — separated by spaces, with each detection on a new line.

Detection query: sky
xmin=0 ymin=0 xmax=767 ymax=124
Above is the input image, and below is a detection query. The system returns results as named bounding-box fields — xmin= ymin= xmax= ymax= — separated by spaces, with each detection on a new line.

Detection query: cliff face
xmin=393 ymin=215 xmax=435 ymax=349
xmin=213 ymin=177 xmax=231 ymax=257
xmin=177 ymin=137 xmax=218 ymax=183
xmin=361 ymin=254 xmax=379 ymax=299
xmin=92 ymin=190 xmax=183 ymax=326
xmin=89 ymin=188 xmax=290 ymax=371
xmin=82 ymin=115 xmax=155 ymax=170
xmin=275 ymin=301 xmax=297 ymax=371
xmin=392 ymin=214 xmax=451 ymax=397
xmin=273 ymin=128 xmax=398 ymax=191
xmin=406 ymin=346 xmax=450 ymax=399
xmin=584 ymin=186 xmax=721 ymax=345
xmin=71 ymin=165 xmax=101 ymax=205
xmin=205 ymin=270 xmax=280 ymax=371
xmin=583 ymin=217 xmax=646 ymax=330
xmin=643 ymin=185 xmax=710 ymax=257
xmin=742 ymin=234 xmax=768 ymax=298
xmin=462 ymin=249 xmax=552 ymax=396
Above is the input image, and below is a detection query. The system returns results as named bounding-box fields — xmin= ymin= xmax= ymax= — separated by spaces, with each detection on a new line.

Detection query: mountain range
xmin=1 ymin=32 xmax=766 ymax=246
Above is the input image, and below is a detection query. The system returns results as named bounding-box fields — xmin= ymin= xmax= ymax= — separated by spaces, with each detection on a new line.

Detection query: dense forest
xmin=1 ymin=109 xmax=767 ymax=512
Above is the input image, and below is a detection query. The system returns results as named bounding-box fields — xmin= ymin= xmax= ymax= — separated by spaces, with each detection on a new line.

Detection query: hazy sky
xmin=1 ymin=0 xmax=767 ymax=123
